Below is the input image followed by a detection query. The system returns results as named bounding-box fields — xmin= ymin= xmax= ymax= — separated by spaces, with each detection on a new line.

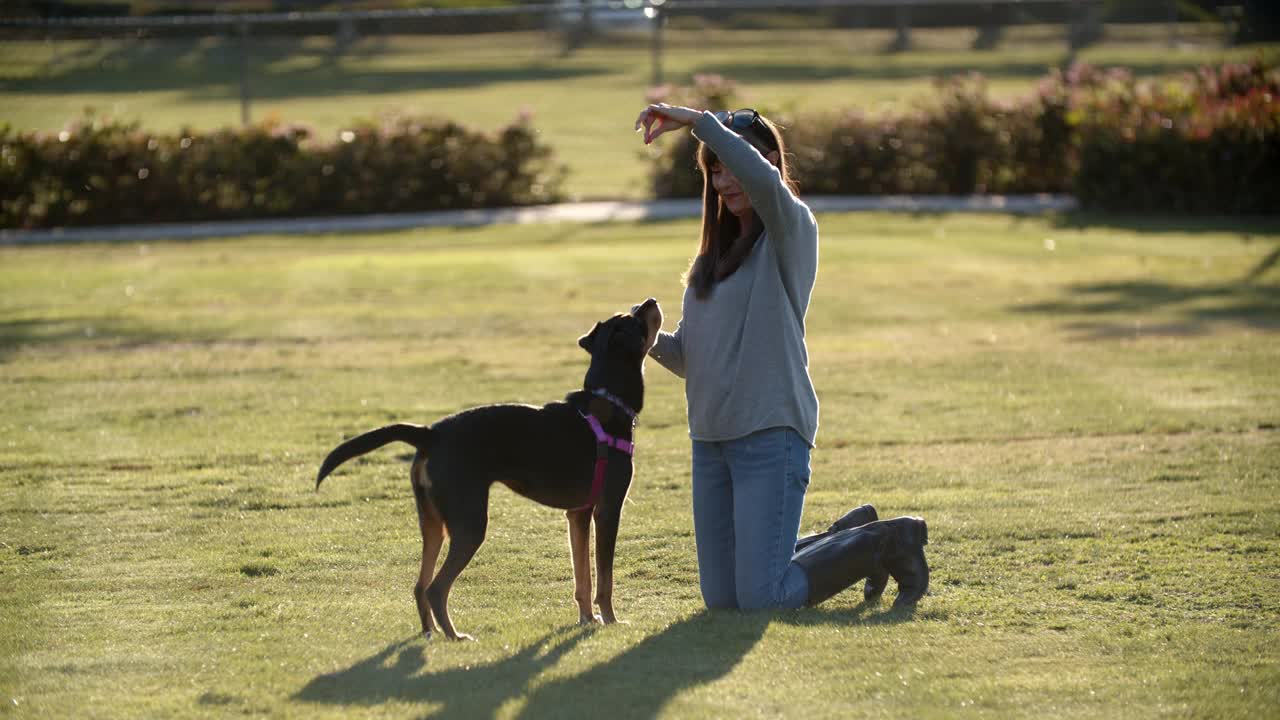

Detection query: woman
xmin=635 ymin=103 xmax=929 ymax=610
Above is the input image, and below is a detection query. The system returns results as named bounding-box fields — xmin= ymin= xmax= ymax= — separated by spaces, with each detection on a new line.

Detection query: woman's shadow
xmin=294 ymin=602 xmax=913 ymax=719
xmin=513 ymin=603 xmax=914 ymax=720
xmin=293 ymin=625 xmax=589 ymax=719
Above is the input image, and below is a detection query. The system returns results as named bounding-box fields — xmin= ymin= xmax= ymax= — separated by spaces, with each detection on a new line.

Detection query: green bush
xmin=0 ymin=111 xmax=565 ymax=229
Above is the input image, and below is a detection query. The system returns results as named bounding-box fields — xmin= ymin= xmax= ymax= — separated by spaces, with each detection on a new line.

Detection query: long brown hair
xmin=684 ymin=113 xmax=797 ymax=299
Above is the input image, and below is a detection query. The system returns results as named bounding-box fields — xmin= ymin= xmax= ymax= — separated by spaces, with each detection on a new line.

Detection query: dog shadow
xmin=294 ymin=602 xmax=915 ymax=719
xmin=293 ymin=626 xmax=591 ymax=719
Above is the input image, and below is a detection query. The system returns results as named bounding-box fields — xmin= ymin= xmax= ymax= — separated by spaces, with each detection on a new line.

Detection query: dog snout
xmin=631 ymin=297 xmax=659 ymax=316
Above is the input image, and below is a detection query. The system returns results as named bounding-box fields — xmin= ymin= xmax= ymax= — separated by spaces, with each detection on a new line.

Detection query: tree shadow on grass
xmin=690 ymin=60 xmax=1056 ymax=84
xmin=5 ymin=36 xmax=611 ymax=99
xmin=1051 ymin=212 xmax=1280 ymax=237
xmin=1010 ymin=272 xmax=1280 ymax=341
xmin=686 ymin=57 xmax=1225 ymax=87
xmin=294 ymin=603 xmax=916 ymax=720
xmin=0 ymin=316 xmax=206 ymax=361
xmin=1028 ymin=215 xmax=1280 ymax=340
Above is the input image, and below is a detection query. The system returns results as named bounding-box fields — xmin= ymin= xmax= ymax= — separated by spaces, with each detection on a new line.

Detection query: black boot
xmin=880 ymin=517 xmax=929 ymax=607
xmin=793 ymin=504 xmax=878 ymax=553
xmin=793 ymin=504 xmax=887 ymax=601
xmin=792 ymin=517 xmax=929 ymax=609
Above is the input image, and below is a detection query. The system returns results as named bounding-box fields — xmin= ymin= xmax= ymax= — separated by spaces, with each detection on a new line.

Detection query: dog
xmin=315 ymin=299 xmax=662 ymax=641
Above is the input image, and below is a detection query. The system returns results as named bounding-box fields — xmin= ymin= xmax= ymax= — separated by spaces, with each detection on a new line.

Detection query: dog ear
xmin=578 ymin=322 xmax=601 ymax=352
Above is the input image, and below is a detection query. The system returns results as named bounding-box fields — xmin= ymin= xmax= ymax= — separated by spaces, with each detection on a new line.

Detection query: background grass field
xmin=2 ymin=211 xmax=1278 ymax=717
xmin=0 ymin=24 xmax=1263 ymax=200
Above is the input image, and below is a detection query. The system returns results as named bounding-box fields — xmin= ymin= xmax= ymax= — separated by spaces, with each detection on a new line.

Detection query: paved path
xmin=0 ymin=195 xmax=1077 ymax=246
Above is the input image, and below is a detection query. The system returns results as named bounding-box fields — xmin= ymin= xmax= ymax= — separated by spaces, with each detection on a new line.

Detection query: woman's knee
xmin=736 ymin=566 xmax=809 ymax=610
xmin=701 ymin=582 xmax=739 ymax=610
xmin=735 ymin=583 xmax=783 ymax=611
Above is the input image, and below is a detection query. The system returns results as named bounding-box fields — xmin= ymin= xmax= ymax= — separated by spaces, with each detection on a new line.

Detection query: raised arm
xmin=634 ymin=102 xmax=818 ymax=321
xmin=688 ymin=111 xmax=815 ymax=243
xmin=636 ymin=103 xmax=816 ymax=276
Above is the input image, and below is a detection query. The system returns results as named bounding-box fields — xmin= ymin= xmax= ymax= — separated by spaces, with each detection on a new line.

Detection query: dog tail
xmin=316 ymin=423 xmax=432 ymax=490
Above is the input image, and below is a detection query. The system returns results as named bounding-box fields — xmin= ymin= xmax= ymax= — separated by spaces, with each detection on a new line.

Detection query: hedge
xmin=647 ymin=58 xmax=1279 ymax=214
xmin=1 ymin=112 xmax=566 ymax=229
xmin=1070 ymin=61 xmax=1280 ymax=213
xmin=4 ymin=59 xmax=1275 ymax=229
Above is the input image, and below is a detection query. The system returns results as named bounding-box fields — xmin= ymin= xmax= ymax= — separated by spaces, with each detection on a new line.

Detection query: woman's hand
xmin=635 ymin=103 xmax=703 ymax=145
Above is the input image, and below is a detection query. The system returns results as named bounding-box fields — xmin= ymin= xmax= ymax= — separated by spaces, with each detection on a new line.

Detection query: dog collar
xmin=575 ymin=411 xmax=634 ymax=511
xmin=590 ymin=388 xmax=637 ymax=422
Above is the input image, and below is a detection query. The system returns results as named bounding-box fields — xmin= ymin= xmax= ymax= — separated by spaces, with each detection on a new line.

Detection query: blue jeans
xmin=691 ymin=427 xmax=811 ymax=610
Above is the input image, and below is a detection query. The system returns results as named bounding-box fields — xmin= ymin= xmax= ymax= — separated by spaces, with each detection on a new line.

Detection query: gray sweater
xmin=649 ymin=111 xmax=820 ymax=447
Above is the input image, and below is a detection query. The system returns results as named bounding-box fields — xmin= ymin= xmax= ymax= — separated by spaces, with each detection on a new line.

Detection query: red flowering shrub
xmin=1071 ymin=59 xmax=1279 ymax=213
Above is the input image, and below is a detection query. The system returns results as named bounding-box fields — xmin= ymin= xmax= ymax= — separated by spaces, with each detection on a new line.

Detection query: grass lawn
xmin=1 ymin=24 xmax=1270 ymax=200
xmin=1 ymin=212 xmax=1278 ymax=717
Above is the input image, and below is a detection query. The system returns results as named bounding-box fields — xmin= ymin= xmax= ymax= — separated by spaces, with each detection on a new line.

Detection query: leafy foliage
xmin=0 ymin=111 xmax=566 ymax=229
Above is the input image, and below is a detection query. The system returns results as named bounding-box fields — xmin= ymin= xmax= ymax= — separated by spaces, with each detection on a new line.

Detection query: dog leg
xmin=426 ymin=492 xmax=488 ymax=641
xmin=593 ymin=504 xmax=623 ymax=624
xmin=567 ymin=508 xmax=601 ymax=625
xmin=411 ymin=455 xmax=443 ymax=639
xmin=427 ymin=533 xmax=483 ymax=641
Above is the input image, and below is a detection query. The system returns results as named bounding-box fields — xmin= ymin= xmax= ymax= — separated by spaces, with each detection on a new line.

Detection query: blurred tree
xmin=563 ymin=0 xmax=596 ymax=55
xmin=973 ymin=2 xmax=1006 ymax=50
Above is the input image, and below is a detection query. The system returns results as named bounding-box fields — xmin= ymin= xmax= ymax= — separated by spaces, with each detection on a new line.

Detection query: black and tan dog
xmin=315 ymin=299 xmax=662 ymax=641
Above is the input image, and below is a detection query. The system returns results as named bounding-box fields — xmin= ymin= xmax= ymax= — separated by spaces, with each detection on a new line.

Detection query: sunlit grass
xmin=1 ymin=212 xmax=1277 ymax=717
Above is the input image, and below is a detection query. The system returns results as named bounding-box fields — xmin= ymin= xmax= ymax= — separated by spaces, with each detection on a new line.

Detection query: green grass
xmin=1 ymin=24 xmax=1270 ymax=200
xmin=1 ymin=212 xmax=1278 ymax=717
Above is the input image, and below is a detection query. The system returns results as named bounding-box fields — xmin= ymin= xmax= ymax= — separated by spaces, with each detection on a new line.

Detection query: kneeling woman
xmin=634 ymin=103 xmax=929 ymax=610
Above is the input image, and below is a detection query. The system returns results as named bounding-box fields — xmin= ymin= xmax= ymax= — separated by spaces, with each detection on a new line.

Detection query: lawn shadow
xmin=293 ymin=603 xmax=915 ymax=719
xmin=1051 ymin=212 xmax=1280 ymax=237
xmin=514 ymin=603 xmax=915 ymax=720
xmin=784 ymin=600 xmax=922 ymax=629
xmin=690 ymin=60 xmax=1055 ymax=84
xmin=294 ymin=626 xmax=592 ymax=719
xmin=1010 ymin=271 xmax=1280 ymax=341
xmin=512 ymin=611 xmax=766 ymax=720
xmin=1028 ymin=214 xmax=1280 ymax=340
xmin=5 ymin=36 xmax=611 ymax=100
xmin=687 ymin=58 xmax=1220 ymax=86
xmin=0 ymin=315 xmax=211 ymax=361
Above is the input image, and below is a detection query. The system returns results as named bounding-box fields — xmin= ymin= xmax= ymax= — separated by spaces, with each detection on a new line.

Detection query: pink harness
xmin=576 ymin=411 xmax=635 ymax=511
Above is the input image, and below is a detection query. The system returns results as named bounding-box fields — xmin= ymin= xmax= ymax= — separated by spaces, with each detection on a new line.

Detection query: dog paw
xmin=448 ymin=633 xmax=477 ymax=642
xmin=579 ymin=613 xmax=604 ymax=625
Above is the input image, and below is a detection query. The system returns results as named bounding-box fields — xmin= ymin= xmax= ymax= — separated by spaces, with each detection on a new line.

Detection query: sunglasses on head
xmin=715 ymin=108 xmax=764 ymax=132
xmin=713 ymin=108 xmax=778 ymax=151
